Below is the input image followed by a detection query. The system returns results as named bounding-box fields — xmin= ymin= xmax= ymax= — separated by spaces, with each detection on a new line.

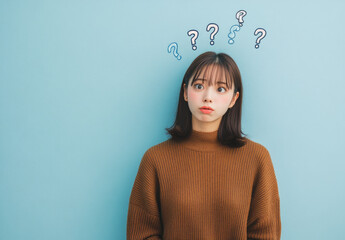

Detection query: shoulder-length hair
xmin=165 ymin=51 xmax=248 ymax=148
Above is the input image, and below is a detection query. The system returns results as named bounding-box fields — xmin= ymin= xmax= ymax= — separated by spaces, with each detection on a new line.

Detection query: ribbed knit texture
xmin=127 ymin=129 xmax=281 ymax=240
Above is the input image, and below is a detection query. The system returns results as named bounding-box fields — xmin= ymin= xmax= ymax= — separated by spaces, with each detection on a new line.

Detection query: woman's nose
xmin=203 ymin=88 xmax=214 ymax=102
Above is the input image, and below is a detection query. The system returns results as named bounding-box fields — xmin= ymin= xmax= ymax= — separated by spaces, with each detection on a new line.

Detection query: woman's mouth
xmin=199 ymin=106 xmax=214 ymax=114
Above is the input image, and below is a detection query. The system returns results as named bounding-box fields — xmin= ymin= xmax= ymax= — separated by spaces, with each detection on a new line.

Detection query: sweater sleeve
xmin=247 ymin=147 xmax=281 ymax=240
xmin=127 ymin=149 xmax=163 ymax=240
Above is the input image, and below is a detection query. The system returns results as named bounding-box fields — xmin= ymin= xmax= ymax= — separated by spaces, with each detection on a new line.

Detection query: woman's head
xmin=166 ymin=51 xmax=248 ymax=148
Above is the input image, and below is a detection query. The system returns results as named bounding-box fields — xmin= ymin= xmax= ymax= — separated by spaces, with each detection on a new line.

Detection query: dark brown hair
xmin=165 ymin=51 xmax=248 ymax=148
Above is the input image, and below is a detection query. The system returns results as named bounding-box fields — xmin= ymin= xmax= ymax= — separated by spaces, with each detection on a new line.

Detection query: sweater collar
xmin=181 ymin=129 xmax=224 ymax=152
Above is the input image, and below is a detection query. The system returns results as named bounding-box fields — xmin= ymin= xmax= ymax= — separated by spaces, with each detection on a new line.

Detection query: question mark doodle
xmin=254 ymin=28 xmax=267 ymax=49
xmin=228 ymin=25 xmax=241 ymax=44
xmin=167 ymin=42 xmax=182 ymax=60
xmin=187 ymin=30 xmax=199 ymax=50
xmin=206 ymin=23 xmax=219 ymax=45
xmin=236 ymin=10 xmax=247 ymax=27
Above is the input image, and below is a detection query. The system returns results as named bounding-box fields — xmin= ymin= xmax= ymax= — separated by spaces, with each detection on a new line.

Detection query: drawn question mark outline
xmin=167 ymin=42 xmax=182 ymax=60
xmin=228 ymin=25 xmax=241 ymax=44
xmin=206 ymin=23 xmax=219 ymax=45
xmin=236 ymin=10 xmax=247 ymax=27
xmin=187 ymin=30 xmax=199 ymax=50
xmin=254 ymin=28 xmax=267 ymax=49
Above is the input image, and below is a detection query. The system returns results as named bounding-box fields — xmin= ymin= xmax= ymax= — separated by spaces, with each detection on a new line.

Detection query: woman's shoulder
xmin=241 ymin=137 xmax=271 ymax=161
xmin=143 ymin=138 xmax=177 ymax=156
xmin=139 ymin=138 xmax=179 ymax=168
xmin=244 ymin=137 xmax=269 ymax=151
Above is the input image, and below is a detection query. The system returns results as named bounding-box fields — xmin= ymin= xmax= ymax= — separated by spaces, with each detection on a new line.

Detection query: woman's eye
xmin=194 ymin=83 xmax=203 ymax=89
xmin=218 ymin=87 xmax=227 ymax=92
xmin=194 ymin=83 xmax=227 ymax=92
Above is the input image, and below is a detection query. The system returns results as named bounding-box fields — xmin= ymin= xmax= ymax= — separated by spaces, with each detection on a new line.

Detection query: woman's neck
xmin=180 ymin=129 xmax=225 ymax=152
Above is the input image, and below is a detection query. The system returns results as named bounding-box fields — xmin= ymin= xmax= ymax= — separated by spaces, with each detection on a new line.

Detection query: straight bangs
xmin=189 ymin=62 xmax=234 ymax=91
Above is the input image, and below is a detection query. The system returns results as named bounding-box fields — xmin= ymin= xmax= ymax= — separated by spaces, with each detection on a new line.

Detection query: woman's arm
xmin=127 ymin=149 xmax=163 ymax=240
xmin=127 ymin=203 xmax=162 ymax=240
xmin=247 ymin=148 xmax=281 ymax=240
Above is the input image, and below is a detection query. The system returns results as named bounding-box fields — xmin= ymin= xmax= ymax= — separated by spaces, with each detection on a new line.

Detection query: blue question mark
xmin=167 ymin=42 xmax=182 ymax=60
xmin=228 ymin=25 xmax=241 ymax=44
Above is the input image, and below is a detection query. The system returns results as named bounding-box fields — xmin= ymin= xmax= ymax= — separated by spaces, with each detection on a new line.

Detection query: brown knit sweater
xmin=127 ymin=129 xmax=281 ymax=240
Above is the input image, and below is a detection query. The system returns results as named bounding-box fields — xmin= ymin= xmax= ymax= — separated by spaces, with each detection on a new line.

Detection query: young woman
xmin=127 ymin=51 xmax=281 ymax=240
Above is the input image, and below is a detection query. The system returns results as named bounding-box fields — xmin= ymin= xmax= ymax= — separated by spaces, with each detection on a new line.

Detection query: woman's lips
xmin=200 ymin=108 xmax=213 ymax=114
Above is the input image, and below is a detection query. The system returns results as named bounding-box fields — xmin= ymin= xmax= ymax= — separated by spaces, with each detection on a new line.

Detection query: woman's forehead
xmin=193 ymin=64 xmax=229 ymax=85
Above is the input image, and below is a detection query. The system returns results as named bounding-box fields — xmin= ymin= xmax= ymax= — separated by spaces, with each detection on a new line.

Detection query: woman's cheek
xmin=220 ymin=95 xmax=232 ymax=106
xmin=188 ymin=91 xmax=198 ymax=101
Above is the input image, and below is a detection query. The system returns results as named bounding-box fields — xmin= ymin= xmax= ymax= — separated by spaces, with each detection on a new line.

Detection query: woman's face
xmin=183 ymin=65 xmax=239 ymax=132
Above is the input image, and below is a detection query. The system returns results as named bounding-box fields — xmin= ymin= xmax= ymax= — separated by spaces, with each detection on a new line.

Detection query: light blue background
xmin=1 ymin=0 xmax=344 ymax=239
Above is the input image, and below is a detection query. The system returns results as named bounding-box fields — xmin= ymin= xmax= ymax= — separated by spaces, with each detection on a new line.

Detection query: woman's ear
xmin=229 ymin=91 xmax=240 ymax=108
xmin=183 ymin=83 xmax=188 ymax=101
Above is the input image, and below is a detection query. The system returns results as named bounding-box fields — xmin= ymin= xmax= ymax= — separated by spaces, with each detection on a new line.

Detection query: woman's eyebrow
xmin=195 ymin=78 xmax=227 ymax=84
